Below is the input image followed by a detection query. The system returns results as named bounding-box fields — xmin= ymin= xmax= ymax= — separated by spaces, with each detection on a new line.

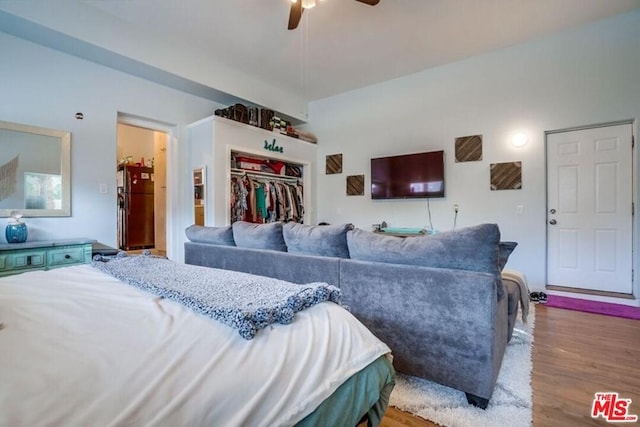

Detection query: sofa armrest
xmin=338 ymin=259 xmax=508 ymax=400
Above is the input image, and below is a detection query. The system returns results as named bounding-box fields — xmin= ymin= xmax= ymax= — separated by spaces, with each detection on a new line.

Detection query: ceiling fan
xmin=288 ymin=0 xmax=380 ymax=30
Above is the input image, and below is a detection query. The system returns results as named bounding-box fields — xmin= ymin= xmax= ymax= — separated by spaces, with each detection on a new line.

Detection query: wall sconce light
xmin=301 ymin=0 xmax=316 ymax=8
xmin=511 ymin=133 xmax=528 ymax=147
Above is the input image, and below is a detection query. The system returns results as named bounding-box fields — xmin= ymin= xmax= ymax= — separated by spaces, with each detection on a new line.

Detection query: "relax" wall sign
xmin=263 ymin=139 xmax=284 ymax=153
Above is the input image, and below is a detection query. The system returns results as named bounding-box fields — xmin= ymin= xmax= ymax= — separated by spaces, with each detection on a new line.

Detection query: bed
xmin=0 ymin=258 xmax=394 ymax=427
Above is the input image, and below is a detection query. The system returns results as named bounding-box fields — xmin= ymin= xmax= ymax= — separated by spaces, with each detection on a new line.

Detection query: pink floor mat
xmin=546 ymin=295 xmax=640 ymax=320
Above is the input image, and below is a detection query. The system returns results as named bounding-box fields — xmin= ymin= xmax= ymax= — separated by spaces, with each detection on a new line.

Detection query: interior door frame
xmin=544 ymin=119 xmax=637 ymax=299
xmin=117 ymin=112 xmax=178 ymax=260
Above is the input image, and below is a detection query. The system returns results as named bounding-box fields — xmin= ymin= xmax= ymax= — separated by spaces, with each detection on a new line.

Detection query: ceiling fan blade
xmin=288 ymin=1 xmax=304 ymax=30
xmin=355 ymin=0 xmax=380 ymax=5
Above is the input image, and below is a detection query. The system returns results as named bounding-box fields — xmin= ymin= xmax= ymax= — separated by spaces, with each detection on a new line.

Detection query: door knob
xmin=549 ymin=219 xmax=557 ymax=225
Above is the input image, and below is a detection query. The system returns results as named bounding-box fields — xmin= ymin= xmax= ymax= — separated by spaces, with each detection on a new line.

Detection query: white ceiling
xmin=2 ymin=0 xmax=639 ymax=118
xmin=81 ymin=0 xmax=640 ymax=102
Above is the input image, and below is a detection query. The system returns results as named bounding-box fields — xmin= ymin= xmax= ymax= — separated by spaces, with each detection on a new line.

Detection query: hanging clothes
xmin=254 ymin=183 xmax=267 ymax=222
xmin=230 ymin=176 xmax=249 ymax=223
xmin=229 ymin=173 xmax=304 ymax=225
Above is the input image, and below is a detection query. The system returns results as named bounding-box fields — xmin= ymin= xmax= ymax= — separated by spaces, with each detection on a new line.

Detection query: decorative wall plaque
xmin=346 ymin=175 xmax=365 ymax=196
xmin=326 ymin=153 xmax=343 ymax=174
xmin=455 ymin=135 xmax=483 ymax=162
xmin=490 ymin=161 xmax=522 ymax=190
xmin=263 ymin=138 xmax=283 ymax=153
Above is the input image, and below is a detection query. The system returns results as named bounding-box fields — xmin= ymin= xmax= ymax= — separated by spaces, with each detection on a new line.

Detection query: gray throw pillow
xmin=283 ymin=223 xmax=353 ymax=258
xmin=185 ymin=225 xmax=235 ymax=246
xmin=347 ymin=223 xmax=503 ymax=298
xmin=498 ymin=241 xmax=518 ymax=270
xmin=232 ymin=221 xmax=287 ymax=251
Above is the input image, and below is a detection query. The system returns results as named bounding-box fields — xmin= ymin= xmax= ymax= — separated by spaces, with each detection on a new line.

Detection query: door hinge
xmin=633 ymin=135 xmax=635 ymax=148
xmin=633 ymin=202 xmax=635 ymax=216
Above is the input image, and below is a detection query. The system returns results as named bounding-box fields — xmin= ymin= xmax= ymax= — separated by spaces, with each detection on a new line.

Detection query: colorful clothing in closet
xmin=230 ymin=175 xmax=303 ymax=224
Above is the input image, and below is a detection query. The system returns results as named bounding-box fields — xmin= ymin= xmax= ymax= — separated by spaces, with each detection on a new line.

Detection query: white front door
xmin=546 ymin=123 xmax=633 ymax=294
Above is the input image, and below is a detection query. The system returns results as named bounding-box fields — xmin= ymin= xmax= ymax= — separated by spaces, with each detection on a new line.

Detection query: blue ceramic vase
xmin=5 ymin=222 xmax=28 ymax=243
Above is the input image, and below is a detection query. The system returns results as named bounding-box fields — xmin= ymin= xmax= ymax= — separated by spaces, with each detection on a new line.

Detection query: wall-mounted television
xmin=371 ymin=150 xmax=445 ymax=199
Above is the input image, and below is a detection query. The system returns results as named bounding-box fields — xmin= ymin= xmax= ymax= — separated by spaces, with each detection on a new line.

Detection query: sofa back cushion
xmin=185 ymin=224 xmax=235 ymax=246
xmin=347 ymin=223 xmax=503 ymax=297
xmin=283 ymin=223 xmax=353 ymax=258
xmin=232 ymin=221 xmax=287 ymax=251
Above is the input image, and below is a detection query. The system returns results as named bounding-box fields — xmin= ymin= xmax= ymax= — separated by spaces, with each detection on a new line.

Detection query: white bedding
xmin=0 ymin=264 xmax=390 ymax=427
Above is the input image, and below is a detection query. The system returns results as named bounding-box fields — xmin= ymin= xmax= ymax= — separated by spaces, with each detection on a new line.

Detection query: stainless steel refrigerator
xmin=117 ymin=165 xmax=155 ymax=250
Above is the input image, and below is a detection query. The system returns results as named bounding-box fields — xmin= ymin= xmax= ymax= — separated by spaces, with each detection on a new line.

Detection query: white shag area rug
xmin=389 ymin=305 xmax=535 ymax=427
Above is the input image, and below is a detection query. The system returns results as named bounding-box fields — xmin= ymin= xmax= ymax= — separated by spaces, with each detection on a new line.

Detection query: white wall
xmin=0 ymin=32 xmax=222 ymax=256
xmin=3 ymin=9 xmax=639 ymax=292
xmin=116 ymin=123 xmax=154 ymax=166
xmin=308 ymin=10 xmax=640 ymax=294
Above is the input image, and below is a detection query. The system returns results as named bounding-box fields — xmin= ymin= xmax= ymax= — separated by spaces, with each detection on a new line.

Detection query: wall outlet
xmin=453 ymin=204 xmax=459 ymax=213
xmin=99 ymin=183 xmax=108 ymax=194
xmin=516 ymin=204 xmax=524 ymax=214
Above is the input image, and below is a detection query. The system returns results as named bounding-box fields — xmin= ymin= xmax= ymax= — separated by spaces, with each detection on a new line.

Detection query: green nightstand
xmin=0 ymin=238 xmax=95 ymax=277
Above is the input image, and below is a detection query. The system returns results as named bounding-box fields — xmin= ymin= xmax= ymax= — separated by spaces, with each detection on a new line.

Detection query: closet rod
xmin=230 ymin=169 xmax=300 ymax=183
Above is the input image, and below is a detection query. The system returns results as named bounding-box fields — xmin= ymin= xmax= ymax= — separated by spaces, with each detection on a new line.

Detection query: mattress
xmin=0 ymin=264 xmax=393 ymax=426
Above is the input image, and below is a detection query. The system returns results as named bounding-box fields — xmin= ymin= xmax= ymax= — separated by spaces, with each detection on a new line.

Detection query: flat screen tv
xmin=371 ymin=150 xmax=445 ymax=199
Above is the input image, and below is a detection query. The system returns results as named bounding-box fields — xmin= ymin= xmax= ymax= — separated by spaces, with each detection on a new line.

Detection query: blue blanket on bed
xmin=92 ymin=253 xmax=343 ymax=339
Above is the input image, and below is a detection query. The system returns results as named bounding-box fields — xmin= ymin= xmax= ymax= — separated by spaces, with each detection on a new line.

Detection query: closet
xmin=230 ymin=151 xmax=304 ymax=224
xmin=187 ymin=116 xmax=317 ymax=227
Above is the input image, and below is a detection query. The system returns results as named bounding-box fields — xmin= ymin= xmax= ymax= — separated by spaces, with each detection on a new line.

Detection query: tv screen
xmin=371 ymin=150 xmax=445 ymax=199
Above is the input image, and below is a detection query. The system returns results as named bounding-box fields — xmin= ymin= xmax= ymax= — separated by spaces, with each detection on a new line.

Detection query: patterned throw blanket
xmin=92 ymin=253 xmax=343 ymax=339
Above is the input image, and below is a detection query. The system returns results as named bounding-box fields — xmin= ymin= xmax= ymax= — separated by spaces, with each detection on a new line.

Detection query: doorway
xmin=546 ymin=122 xmax=634 ymax=296
xmin=116 ymin=121 xmax=168 ymax=256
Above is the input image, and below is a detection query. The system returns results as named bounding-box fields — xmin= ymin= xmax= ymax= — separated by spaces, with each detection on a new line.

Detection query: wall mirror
xmin=193 ymin=167 xmax=205 ymax=226
xmin=0 ymin=120 xmax=71 ymax=217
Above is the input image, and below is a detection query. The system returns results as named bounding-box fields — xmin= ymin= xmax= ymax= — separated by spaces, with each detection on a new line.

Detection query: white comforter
xmin=0 ymin=265 xmax=390 ymax=427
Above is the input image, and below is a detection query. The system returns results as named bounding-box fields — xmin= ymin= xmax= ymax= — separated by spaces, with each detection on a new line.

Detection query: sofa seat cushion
xmin=347 ymin=223 xmax=503 ymax=298
xmin=283 ymin=223 xmax=353 ymax=258
xmin=185 ymin=224 xmax=235 ymax=246
xmin=232 ymin=221 xmax=287 ymax=251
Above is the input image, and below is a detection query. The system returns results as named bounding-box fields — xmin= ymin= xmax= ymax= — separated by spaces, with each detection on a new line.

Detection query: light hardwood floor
xmin=126 ymin=248 xmax=166 ymax=257
xmin=381 ymin=305 xmax=640 ymax=426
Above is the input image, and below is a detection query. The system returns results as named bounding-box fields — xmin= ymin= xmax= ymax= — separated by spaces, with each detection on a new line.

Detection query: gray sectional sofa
xmin=184 ymin=221 xmax=521 ymax=409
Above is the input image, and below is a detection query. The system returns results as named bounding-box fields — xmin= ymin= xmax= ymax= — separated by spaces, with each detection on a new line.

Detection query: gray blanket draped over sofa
xmin=184 ymin=221 xmax=522 ymax=409
xmin=92 ymin=253 xmax=343 ymax=339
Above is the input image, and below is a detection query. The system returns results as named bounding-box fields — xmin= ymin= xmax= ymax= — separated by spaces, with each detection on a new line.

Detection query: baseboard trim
xmin=546 ymin=285 xmax=634 ymax=300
